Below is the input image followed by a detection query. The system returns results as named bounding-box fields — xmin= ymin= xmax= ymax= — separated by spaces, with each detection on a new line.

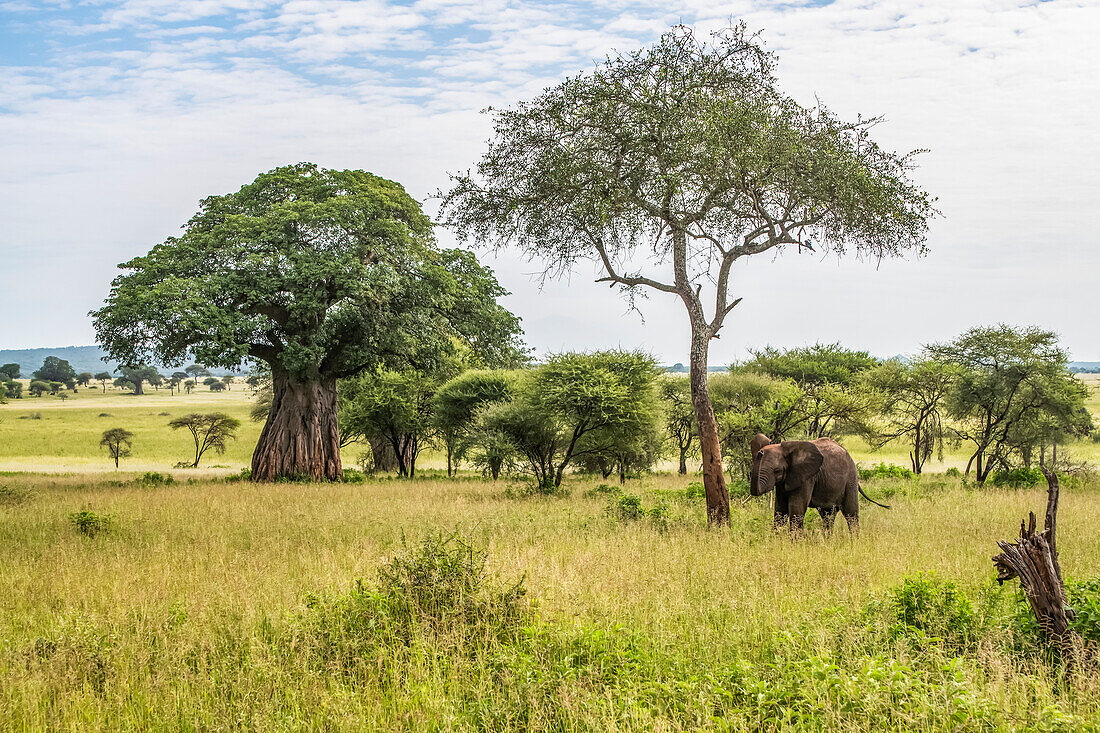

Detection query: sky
xmin=1 ymin=0 xmax=1097 ymax=364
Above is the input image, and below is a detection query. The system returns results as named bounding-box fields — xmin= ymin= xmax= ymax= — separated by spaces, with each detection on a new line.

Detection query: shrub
xmin=684 ymin=480 xmax=705 ymax=499
xmin=134 ymin=472 xmax=174 ymax=487
xmin=0 ymin=485 xmax=32 ymax=505
xmin=342 ymin=468 xmax=368 ymax=484
xmin=944 ymin=467 xmax=961 ymax=477
xmin=608 ymin=493 xmax=671 ymax=530
xmin=988 ymin=466 xmax=1045 ymax=488
xmin=859 ymin=462 xmax=914 ymax=481
xmin=301 ymin=531 xmax=527 ymax=671
xmin=69 ymin=510 xmax=113 ymax=538
xmin=883 ymin=573 xmax=977 ymax=646
xmin=1010 ymin=578 xmax=1100 ymax=647
xmin=97 ymin=412 xmax=111 ymax=417
xmin=584 ymin=483 xmax=621 ymax=498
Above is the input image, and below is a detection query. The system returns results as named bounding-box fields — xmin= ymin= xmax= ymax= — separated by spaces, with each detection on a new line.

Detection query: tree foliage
xmin=92 ymin=163 xmax=524 ymax=481
xmin=100 ymin=428 xmax=134 ymax=468
xmin=928 ymin=325 xmax=1092 ymax=483
xmin=479 ymin=351 xmax=662 ymax=491
xmin=33 ymin=356 xmax=77 ymax=389
xmin=168 ymin=412 xmax=241 ymax=467
xmin=866 ymin=358 xmax=956 ymax=473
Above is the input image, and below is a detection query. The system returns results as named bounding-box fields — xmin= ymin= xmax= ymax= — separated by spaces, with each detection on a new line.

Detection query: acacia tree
xmin=442 ymin=25 xmax=934 ymax=524
xmin=866 ymin=358 xmax=956 ymax=474
xmin=929 ymin=325 xmax=1091 ymax=484
xmin=169 ymin=412 xmax=241 ymax=467
xmin=100 ymin=427 xmax=133 ymax=468
xmin=94 ymin=164 xmax=523 ymax=482
xmin=95 ymin=371 xmax=112 ymax=392
xmin=658 ymin=378 xmax=697 ymax=475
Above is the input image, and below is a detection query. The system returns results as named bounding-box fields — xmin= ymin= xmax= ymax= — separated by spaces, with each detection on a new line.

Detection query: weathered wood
xmin=991 ymin=449 xmax=1077 ymax=661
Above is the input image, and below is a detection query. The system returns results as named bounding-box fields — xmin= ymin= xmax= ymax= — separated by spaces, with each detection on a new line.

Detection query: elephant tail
xmin=858 ymin=485 xmax=891 ymax=509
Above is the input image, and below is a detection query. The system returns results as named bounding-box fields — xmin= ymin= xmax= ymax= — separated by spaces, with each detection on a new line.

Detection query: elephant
xmin=749 ymin=433 xmax=889 ymax=534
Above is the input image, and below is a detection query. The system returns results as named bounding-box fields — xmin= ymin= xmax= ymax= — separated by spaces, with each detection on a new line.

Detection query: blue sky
xmin=1 ymin=0 xmax=1098 ymax=363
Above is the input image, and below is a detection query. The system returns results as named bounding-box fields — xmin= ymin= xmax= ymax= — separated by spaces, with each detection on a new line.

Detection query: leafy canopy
xmin=93 ymin=163 xmax=524 ymax=381
xmin=442 ymin=24 xmax=935 ymax=335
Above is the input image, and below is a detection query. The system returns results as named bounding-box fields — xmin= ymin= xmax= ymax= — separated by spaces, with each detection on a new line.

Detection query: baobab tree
xmin=94 ymin=163 xmax=524 ymax=482
xmin=442 ymin=24 xmax=935 ymax=524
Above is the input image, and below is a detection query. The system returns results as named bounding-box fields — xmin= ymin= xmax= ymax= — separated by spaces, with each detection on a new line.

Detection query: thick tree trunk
xmin=251 ymin=374 xmax=342 ymax=482
xmin=370 ymin=436 xmax=399 ymax=472
xmin=689 ymin=332 xmax=730 ymax=525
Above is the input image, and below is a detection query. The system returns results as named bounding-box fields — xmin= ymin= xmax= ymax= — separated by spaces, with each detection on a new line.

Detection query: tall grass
xmin=1 ymin=471 xmax=1099 ymax=730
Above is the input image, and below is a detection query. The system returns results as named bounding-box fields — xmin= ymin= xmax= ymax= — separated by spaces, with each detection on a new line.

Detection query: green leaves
xmin=93 ymin=163 xmax=525 ymax=383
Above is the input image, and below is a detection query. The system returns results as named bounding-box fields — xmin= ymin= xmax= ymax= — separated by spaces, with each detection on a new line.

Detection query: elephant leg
xmin=818 ymin=506 xmax=837 ymax=534
xmin=773 ymin=491 xmax=790 ymax=531
xmin=786 ymin=492 xmax=809 ymax=534
xmin=842 ymin=481 xmax=860 ymax=536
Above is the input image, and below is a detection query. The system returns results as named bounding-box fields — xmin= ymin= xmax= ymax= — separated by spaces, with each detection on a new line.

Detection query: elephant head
xmin=749 ymin=433 xmax=772 ymax=495
xmin=750 ymin=441 xmax=825 ymax=496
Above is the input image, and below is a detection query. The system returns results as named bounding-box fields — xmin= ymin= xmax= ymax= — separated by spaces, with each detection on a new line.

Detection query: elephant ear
xmin=750 ymin=433 xmax=772 ymax=457
xmin=782 ymin=441 xmax=824 ymax=487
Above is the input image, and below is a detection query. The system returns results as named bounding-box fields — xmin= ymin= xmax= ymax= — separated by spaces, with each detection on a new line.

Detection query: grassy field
xmin=1 ymin=378 xmax=1098 ymax=730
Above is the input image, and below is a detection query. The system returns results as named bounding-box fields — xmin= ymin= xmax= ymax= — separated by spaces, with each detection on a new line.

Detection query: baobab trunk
xmin=689 ymin=332 xmax=730 ymax=525
xmin=252 ymin=374 xmax=342 ymax=482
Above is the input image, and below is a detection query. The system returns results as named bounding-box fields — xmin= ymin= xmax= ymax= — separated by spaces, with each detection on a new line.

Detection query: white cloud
xmin=1 ymin=0 xmax=1097 ymax=362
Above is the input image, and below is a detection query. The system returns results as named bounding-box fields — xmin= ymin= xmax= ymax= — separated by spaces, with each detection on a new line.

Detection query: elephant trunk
xmin=752 ymin=464 xmax=774 ymax=496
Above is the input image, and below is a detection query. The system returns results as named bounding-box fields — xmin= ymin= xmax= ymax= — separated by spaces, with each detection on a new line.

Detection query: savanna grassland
xmin=2 ymin=380 xmax=1100 ymax=731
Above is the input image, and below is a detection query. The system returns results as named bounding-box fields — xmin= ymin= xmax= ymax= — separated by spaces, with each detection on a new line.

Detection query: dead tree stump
xmin=991 ymin=453 xmax=1078 ymax=661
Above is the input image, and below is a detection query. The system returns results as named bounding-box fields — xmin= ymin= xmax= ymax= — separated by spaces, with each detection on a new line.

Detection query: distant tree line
xmin=307 ymin=323 xmax=1092 ymax=489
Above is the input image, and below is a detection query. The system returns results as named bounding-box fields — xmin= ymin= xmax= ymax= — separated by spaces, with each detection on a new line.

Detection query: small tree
xmin=710 ymin=370 xmax=806 ymax=480
xmin=116 ymin=365 xmax=159 ymax=395
xmin=866 ymin=358 xmax=956 ymax=473
xmin=34 ymin=356 xmax=77 ymax=389
xmin=340 ymin=368 xmax=439 ymax=477
xmin=100 ymin=427 xmax=134 ymax=468
xmin=29 ymin=380 xmax=50 ymax=397
xmin=3 ymin=381 xmax=22 ymax=399
xmin=0 ymin=363 xmax=20 ymax=380
xmin=659 ymin=377 xmax=698 ymax=475
xmin=185 ymin=364 xmax=211 ymax=379
xmin=95 ymin=371 xmax=112 ymax=392
xmin=203 ymin=376 xmax=220 ymax=389
xmin=480 ymin=351 xmax=661 ymax=491
xmin=209 ymin=381 xmax=227 ymax=392
xmin=442 ymin=25 xmax=934 ymax=523
xmin=183 ymin=379 xmax=195 ymax=394
xmin=744 ymin=343 xmax=881 ymax=438
xmin=433 ymin=370 xmax=517 ymax=476
xmin=169 ymin=412 xmax=241 ymax=467
xmin=76 ymin=372 xmax=93 ymax=388
xmin=930 ymin=325 xmax=1091 ymax=484
xmin=221 ymin=375 xmax=234 ymax=390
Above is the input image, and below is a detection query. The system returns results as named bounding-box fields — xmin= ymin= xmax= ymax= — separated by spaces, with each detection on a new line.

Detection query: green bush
xmin=135 ymin=471 xmax=174 ymax=487
xmin=944 ymin=467 xmax=961 ymax=477
xmin=683 ymin=480 xmax=705 ymax=499
xmin=342 ymin=468 xmax=368 ymax=484
xmin=69 ymin=510 xmax=113 ymax=538
xmin=988 ymin=466 xmax=1045 ymax=488
xmin=300 ymin=531 xmax=527 ymax=672
xmin=1011 ymin=577 xmax=1100 ymax=646
xmin=884 ymin=573 xmax=977 ymax=647
xmin=859 ymin=462 xmax=914 ymax=481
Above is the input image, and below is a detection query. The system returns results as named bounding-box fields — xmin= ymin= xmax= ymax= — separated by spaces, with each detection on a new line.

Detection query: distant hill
xmin=0 ymin=346 xmax=243 ymax=377
xmin=1070 ymin=362 xmax=1100 ymax=374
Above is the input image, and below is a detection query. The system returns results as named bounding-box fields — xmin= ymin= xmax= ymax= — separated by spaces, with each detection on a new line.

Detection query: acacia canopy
xmin=442 ymin=24 xmax=935 ymax=523
xmin=94 ymin=163 xmax=523 ymax=481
